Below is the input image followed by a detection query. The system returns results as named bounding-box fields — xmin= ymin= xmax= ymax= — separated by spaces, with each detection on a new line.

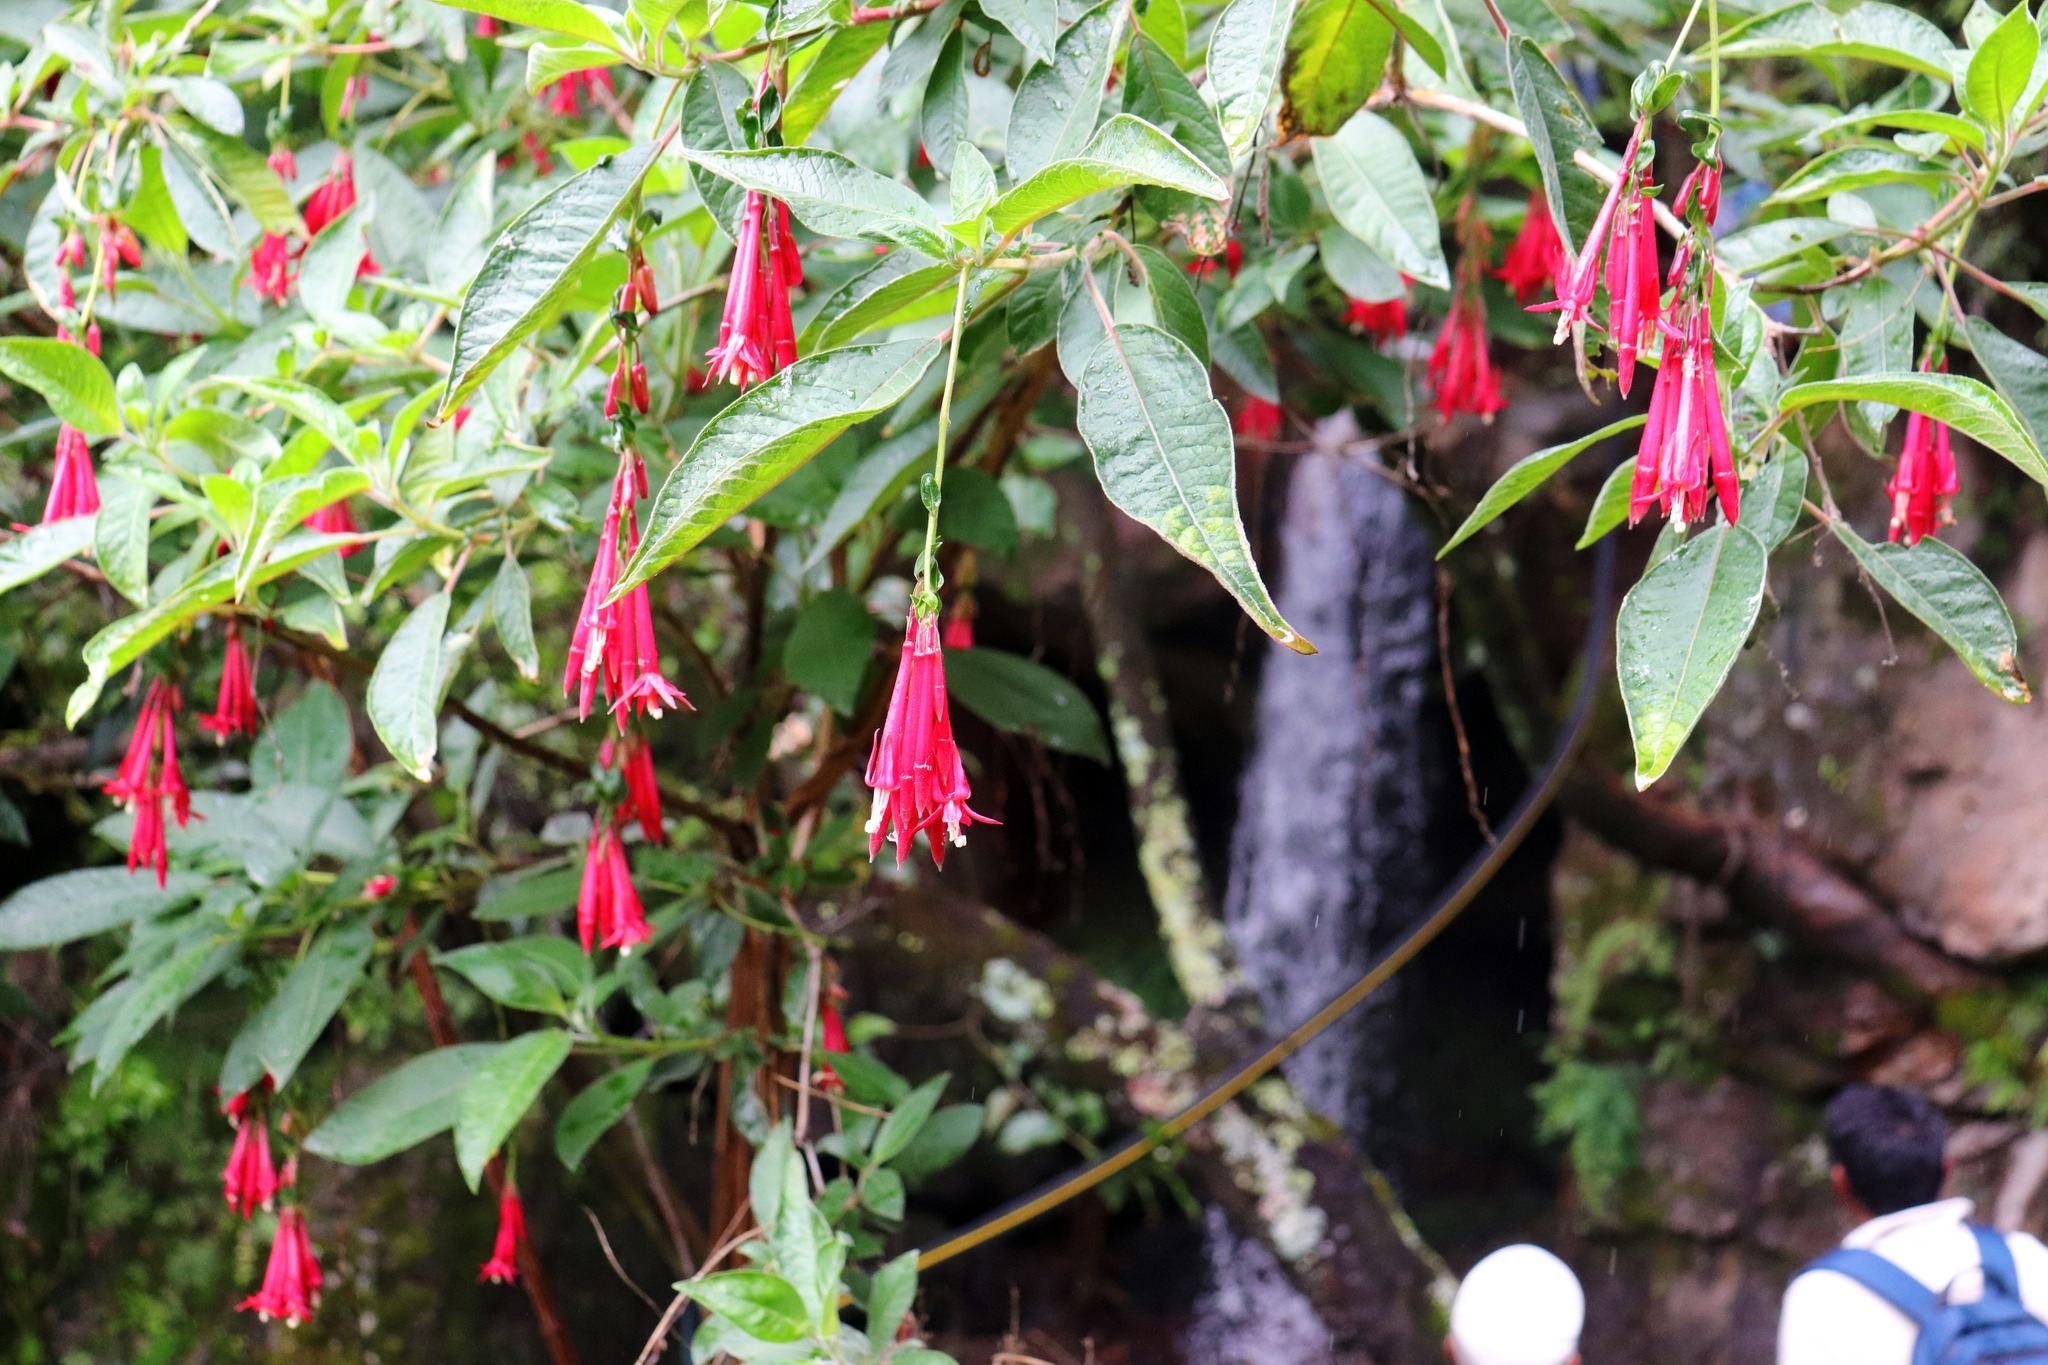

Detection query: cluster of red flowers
xmin=198 ymin=621 xmax=260 ymax=740
xmin=1496 ymin=189 xmax=1564 ymax=304
xmin=1235 ymin=395 xmax=1283 ymax=443
xmin=104 ymin=680 xmax=192 ymax=886
xmin=602 ymin=731 xmax=665 ymax=843
xmin=1346 ymin=290 xmax=1408 ymax=345
xmin=1627 ymin=159 xmax=1739 ymax=529
xmin=249 ymin=153 xmax=378 ymax=307
xmin=564 ymin=448 xmax=690 ymax=724
xmin=239 ymin=1196 xmax=323 ymax=1327
xmin=865 ymin=612 xmax=993 ymax=867
xmin=577 ymin=820 xmax=652 ymax=954
xmin=1542 ymin=120 xmax=1660 ymax=397
xmin=544 ymin=68 xmax=614 ymax=117
xmin=223 ymin=1084 xmax=279 ymax=1218
xmin=706 ymin=190 xmax=802 ymax=387
xmin=1429 ymin=202 xmax=1505 ymax=422
xmin=43 ymin=421 xmax=100 ymax=523
xmin=1889 ymin=359 xmax=1960 ymax=545
xmin=305 ymin=496 xmax=363 ymax=550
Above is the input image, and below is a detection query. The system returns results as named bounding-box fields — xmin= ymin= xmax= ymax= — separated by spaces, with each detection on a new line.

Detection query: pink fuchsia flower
xmin=1234 ymin=396 xmax=1283 ymax=443
xmin=603 ymin=731 xmax=664 ymax=844
xmin=1601 ymin=163 xmax=1662 ymax=398
xmin=564 ymin=454 xmax=690 ymax=726
xmin=576 ymin=821 xmax=652 ymax=954
xmin=705 ymin=191 xmax=800 ymax=388
xmin=1496 ymin=189 xmax=1564 ymax=304
xmin=1628 ymin=299 xmax=1739 ymax=530
xmin=1186 ymin=240 xmax=1243 ymax=283
xmin=267 ymin=145 xmax=298 ymax=182
xmin=1346 ymin=290 xmax=1410 ymax=345
xmin=477 ymin=1186 xmax=526 ymax=1284
xmin=813 ymin=981 xmax=851 ymax=1092
xmin=250 ymin=232 xmax=296 ymax=305
xmin=864 ymin=612 xmax=994 ymax=867
xmin=363 ymin=873 xmax=398 ymax=900
xmin=238 ymin=1205 xmax=321 ymax=1327
xmin=105 ymin=679 xmax=193 ymax=887
xmin=544 ymin=68 xmax=615 ymax=117
xmin=941 ymin=598 xmax=975 ymax=651
xmin=54 ymin=230 xmax=85 ymax=270
xmin=1888 ymin=362 xmax=1959 ymax=546
xmin=198 ymin=620 xmax=260 ymax=740
xmin=98 ymin=218 xmax=141 ymax=297
xmin=303 ymin=155 xmax=376 ymax=281
xmin=476 ymin=14 xmax=500 ymax=36
xmin=222 ymin=1084 xmax=278 ymax=1218
xmin=1539 ymin=120 xmax=1652 ymax=349
xmin=305 ymin=497 xmax=363 ymax=554
xmin=43 ymin=424 xmax=100 ymax=523
xmin=1428 ymin=207 xmax=1504 ymax=423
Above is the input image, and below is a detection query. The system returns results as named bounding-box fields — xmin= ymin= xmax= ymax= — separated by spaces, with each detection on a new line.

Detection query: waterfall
xmin=1187 ymin=421 xmax=1444 ymax=1365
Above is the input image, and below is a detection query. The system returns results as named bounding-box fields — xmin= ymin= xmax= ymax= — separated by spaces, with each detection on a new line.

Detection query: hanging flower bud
xmin=43 ymin=424 xmax=100 ymax=523
xmin=305 ymin=497 xmax=363 ymax=555
xmin=476 ymin=14 xmax=500 ymax=36
xmin=1429 ymin=201 xmax=1505 ymax=423
xmin=865 ymin=612 xmax=995 ymax=867
xmin=1234 ymin=396 xmax=1283 ymax=443
xmin=544 ymin=68 xmax=615 ymax=117
xmin=98 ymin=218 xmax=141 ymax=298
xmin=104 ymin=679 xmax=193 ymax=886
xmin=1888 ymin=360 xmax=1959 ymax=546
xmin=1601 ymin=165 xmax=1663 ymax=397
xmin=814 ymin=981 xmax=851 ymax=1092
xmin=942 ymin=596 xmax=975 ymax=651
xmin=363 ymin=873 xmax=398 ymax=900
xmin=1345 ymin=284 xmax=1411 ymax=345
xmin=84 ymin=322 xmax=101 ymax=357
xmin=477 ymin=1186 xmax=526 ymax=1284
xmin=237 ymin=1205 xmax=322 ymax=1327
xmin=54 ymin=230 xmax=86 ymax=269
xmin=222 ymin=1084 xmax=278 ymax=1218
xmin=250 ymin=232 xmax=297 ymax=306
xmin=267 ymin=145 xmax=298 ymax=182
xmin=630 ymin=362 xmax=650 ymax=415
xmin=57 ymin=273 xmax=75 ymax=311
xmin=706 ymin=191 xmax=800 ymax=388
xmin=577 ymin=821 xmax=653 ymax=954
xmin=303 ymin=154 xmax=358 ymax=236
xmin=604 ymin=732 xmax=665 ymax=843
xmin=1628 ymin=300 xmax=1739 ymax=529
xmin=1496 ymin=189 xmax=1564 ymax=304
xmin=199 ymin=620 xmax=260 ymax=741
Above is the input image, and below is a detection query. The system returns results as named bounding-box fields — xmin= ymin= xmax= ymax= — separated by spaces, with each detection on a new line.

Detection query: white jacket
xmin=1778 ymin=1198 xmax=2048 ymax=1365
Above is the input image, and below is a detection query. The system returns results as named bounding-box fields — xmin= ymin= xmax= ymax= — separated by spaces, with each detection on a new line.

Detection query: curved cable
xmin=915 ymin=536 xmax=1618 ymax=1272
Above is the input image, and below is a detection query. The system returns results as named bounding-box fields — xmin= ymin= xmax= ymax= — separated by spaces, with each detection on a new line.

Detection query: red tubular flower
xmin=55 ymin=230 xmax=85 ymax=269
xmin=865 ymin=613 xmax=994 ymax=867
xmin=1601 ymin=167 xmax=1662 ymax=398
xmin=1888 ymin=362 xmax=1959 ymax=546
xmin=305 ymin=498 xmax=362 ymax=554
xmin=238 ymin=1206 xmax=321 ymax=1327
xmin=104 ymin=679 xmax=194 ymax=886
xmin=566 ymin=454 xmax=691 ymax=726
xmin=222 ymin=1086 xmax=278 ymax=1218
xmin=544 ymin=68 xmax=615 ymax=116
xmin=576 ymin=822 xmax=653 ymax=954
xmin=303 ymin=154 xmax=357 ymax=236
xmin=941 ymin=599 xmax=974 ymax=651
xmin=605 ymin=732 xmax=664 ymax=843
xmin=1235 ymin=396 xmax=1283 ymax=443
xmin=363 ymin=873 xmax=398 ymax=899
xmin=43 ymin=424 xmax=100 ymax=523
xmin=476 ymin=14 xmax=500 ymax=35
xmin=85 ymin=322 xmax=101 ymax=358
xmin=1541 ymin=120 xmax=1651 ymax=347
xmin=199 ymin=620 xmax=259 ymax=741
xmin=1427 ymin=289 xmax=1505 ymax=422
xmin=1345 ymin=292 xmax=1409 ymax=345
xmin=1628 ymin=301 xmax=1739 ymax=529
xmin=705 ymin=191 xmax=800 ymax=388
xmin=1187 ymin=240 xmax=1243 ymax=283
xmin=57 ymin=273 xmax=75 ymax=310
xmin=478 ymin=1187 xmax=526 ymax=1284
xmin=267 ymin=145 xmax=298 ymax=182
xmin=1496 ymin=189 xmax=1564 ymax=304
xmin=814 ymin=984 xmax=850 ymax=1092
xmin=99 ymin=219 xmax=141 ymax=297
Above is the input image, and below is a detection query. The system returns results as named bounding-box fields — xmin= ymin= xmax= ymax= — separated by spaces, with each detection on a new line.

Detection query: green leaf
xmin=1780 ymin=373 xmax=2048 ymax=487
xmin=222 ymin=921 xmax=374 ymax=1097
xmin=679 ymin=64 xmax=752 ymax=242
xmin=93 ymin=474 xmax=154 ymax=607
xmin=1005 ymin=0 xmax=1122 ymax=182
xmin=1965 ymin=0 xmax=2039 ymax=133
xmin=476 ymin=865 xmax=582 ymax=922
xmin=616 ymin=339 xmax=941 ymax=594
xmin=1124 ymin=34 xmax=1231 ymax=202
xmin=1139 ymin=0 xmax=1187 ymax=60
xmin=943 ymin=647 xmax=1111 ymax=762
xmin=200 ymin=377 xmax=362 ymax=465
xmin=95 ymin=936 xmax=234 ymax=1091
xmin=1714 ymin=217 xmax=1859 ymax=275
xmin=1505 ymin=37 xmax=1604 ymax=254
xmin=1746 ymin=450 xmax=1809 ymax=551
xmin=948 ymin=144 xmax=998 ymax=230
xmin=920 ymin=27 xmax=970 ymax=176
xmin=0 ymin=517 xmax=98 ymax=598
xmin=128 ymin=144 xmax=188 ymax=256
xmin=183 ymin=125 xmax=301 ymax=236
xmin=491 ymin=552 xmax=541 ymax=682
xmin=882 ymin=0 xmax=966 ymax=94
xmin=1311 ymin=110 xmax=1449 ymax=289
xmin=784 ymin=23 xmax=892 ymax=144
xmin=439 ymin=143 xmax=659 ymax=418
xmin=1281 ymin=0 xmax=1394 ymax=138
xmin=751 ymin=1121 xmax=797 ymax=1235
xmin=989 ymin=114 xmax=1229 ymax=235
xmin=1439 ymin=416 xmax=1647 ymax=559
xmin=1712 ymin=1 xmax=1957 ymax=80
xmin=1576 ymin=461 xmax=1633 ymax=550
xmin=674 ymin=146 xmax=951 ymax=257
xmin=873 ymin=1073 xmax=947 ymax=1164
xmin=250 ymin=682 xmax=352 ymax=791
xmin=867 ymin=1251 xmax=920 ymax=1349
xmin=782 ymin=589 xmax=876 ymax=713
xmin=1617 ymin=523 xmax=1769 ymax=789
xmin=827 ymin=1052 xmax=911 ymax=1107
xmin=526 ymin=40 xmax=620 ymax=93
xmin=368 ymin=592 xmax=452 ymax=782
xmin=434 ymin=0 xmax=624 ymax=47
xmin=555 ymin=1058 xmax=656 ymax=1171
xmin=1131 ymin=243 xmax=1210 ymax=366
xmin=802 ymin=421 xmax=939 ymax=567
xmin=1962 ymin=316 xmax=2048 ymax=458
xmin=1829 ymin=520 xmax=2030 ymax=703
xmin=1765 ymin=146 xmax=1949 ymax=205
xmin=438 ymin=936 xmax=591 ymax=1015
xmin=802 ymin=253 xmax=956 ymax=352
xmin=303 ymin=1043 xmax=497 ymax=1164
xmin=1208 ymin=0 xmax=1295 ymax=159
xmin=687 ymin=1271 xmax=811 ymax=1344
xmin=887 ymin=1101 xmax=983 ymax=1177
xmin=0 ymin=868 xmax=207 ymax=950
xmin=171 ymin=76 xmax=245 ymax=135
xmin=454 ymin=1029 xmax=574 ymax=1190
xmin=863 ymin=1166 xmax=907 ymax=1219
xmin=0 ymin=339 xmax=121 ymax=437
xmin=1075 ymin=324 xmax=1311 ymax=653
xmin=980 ymin=0 xmax=1056 ymax=66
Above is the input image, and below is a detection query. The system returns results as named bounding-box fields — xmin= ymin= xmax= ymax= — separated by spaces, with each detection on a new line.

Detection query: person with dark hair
xmin=1778 ymin=1084 xmax=2048 ymax=1364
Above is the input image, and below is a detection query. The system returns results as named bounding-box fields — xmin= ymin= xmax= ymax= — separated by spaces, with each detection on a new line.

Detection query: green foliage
xmin=1533 ymin=1060 xmax=1642 ymax=1223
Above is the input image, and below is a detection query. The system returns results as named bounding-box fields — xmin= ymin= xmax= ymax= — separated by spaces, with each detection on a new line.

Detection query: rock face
xmin=1876 ymin=538 xmax=2048 ymax=960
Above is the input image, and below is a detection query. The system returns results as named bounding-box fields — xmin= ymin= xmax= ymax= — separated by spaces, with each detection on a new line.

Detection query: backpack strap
xmin=1802 ymin=1248 xmax=1941 ymax=1325
xmin=1971 ymin=1225 xmax=2022 ymax=1298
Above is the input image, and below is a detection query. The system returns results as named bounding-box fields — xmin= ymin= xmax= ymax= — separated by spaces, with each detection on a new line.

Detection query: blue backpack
xmin=1800 ymin=1225 xmax=2048 ymax=1365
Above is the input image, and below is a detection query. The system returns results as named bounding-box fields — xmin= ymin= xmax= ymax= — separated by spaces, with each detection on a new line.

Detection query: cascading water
xmin=1186 ymin=418 xmax=1444 ymax=1365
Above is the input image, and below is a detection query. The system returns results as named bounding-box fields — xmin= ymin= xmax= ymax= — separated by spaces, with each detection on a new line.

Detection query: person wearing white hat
xmin=1447 ymin=1243 xmax=1585 ymax=1365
